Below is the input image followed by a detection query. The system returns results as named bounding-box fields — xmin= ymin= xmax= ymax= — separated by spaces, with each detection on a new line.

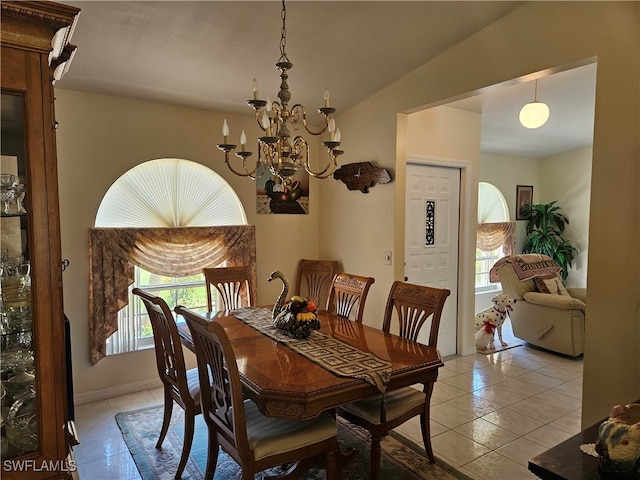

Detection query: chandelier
xmin=217 ymin=0 xmax=343 ymax=180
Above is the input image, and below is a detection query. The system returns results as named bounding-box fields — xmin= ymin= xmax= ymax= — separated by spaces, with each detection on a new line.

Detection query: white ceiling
xmin=56 ymin=1 xmax=597 ymax=159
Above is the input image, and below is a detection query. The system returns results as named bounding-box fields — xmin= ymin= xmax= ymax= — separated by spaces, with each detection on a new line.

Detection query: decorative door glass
xmin=1 ymin=91 xmax=38 ymax=459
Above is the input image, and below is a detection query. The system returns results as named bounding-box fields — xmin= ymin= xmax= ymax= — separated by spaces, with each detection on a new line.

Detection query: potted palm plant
xmin=519 ymin=201 xmax=578 ymax=280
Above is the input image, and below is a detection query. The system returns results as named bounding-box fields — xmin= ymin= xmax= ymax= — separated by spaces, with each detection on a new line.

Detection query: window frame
xmin=107 ymin=267 xmax=209 ymax=355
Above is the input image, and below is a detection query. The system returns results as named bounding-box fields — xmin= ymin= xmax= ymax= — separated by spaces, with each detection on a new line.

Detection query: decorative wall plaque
xmin=333 ymin=161 xmax=392 ymax=193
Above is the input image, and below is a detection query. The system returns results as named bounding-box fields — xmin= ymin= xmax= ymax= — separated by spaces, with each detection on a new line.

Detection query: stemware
xmin=0 ymin=174 xmax=15 ymax=189
xmin=5 ymin=385 xmax=37 ymax=452
xmin=1 ymin=188 xmax=15 ymax=215
xmin=2 ymin=366 xmax=34 ymax=399
xmin=13 ymin=178 xmax=26 ymax=214
xmin=0 ymin=174 xmax=16 ymax=214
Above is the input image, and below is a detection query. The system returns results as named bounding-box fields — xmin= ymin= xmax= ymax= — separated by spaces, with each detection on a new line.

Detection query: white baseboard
xmin=73 ymin=378 xmax=163 ymax=406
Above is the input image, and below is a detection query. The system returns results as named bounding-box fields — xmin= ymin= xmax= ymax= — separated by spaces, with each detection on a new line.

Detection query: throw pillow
xmin=534 ymin=273 xmax=570 ymax=296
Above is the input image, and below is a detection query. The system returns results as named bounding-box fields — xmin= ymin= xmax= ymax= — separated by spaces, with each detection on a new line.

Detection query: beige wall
xmin=541 ymin=146 xmax=592 ymax=288
xmin=54 ymin=90 xmax=324 ymax=399
xmin=321 ymin=2 xmax=639 ymax=426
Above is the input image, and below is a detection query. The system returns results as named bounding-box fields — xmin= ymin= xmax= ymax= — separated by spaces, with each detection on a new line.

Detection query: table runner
xmin=231 ymin=307 xmax=391 ymax=392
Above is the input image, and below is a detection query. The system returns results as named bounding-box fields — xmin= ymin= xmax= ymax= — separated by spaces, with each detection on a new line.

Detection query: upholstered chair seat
xmin=243 ymin=400 xmax=337 ymax=461
xmin=339 ymin=387 xmax=426 ymax=423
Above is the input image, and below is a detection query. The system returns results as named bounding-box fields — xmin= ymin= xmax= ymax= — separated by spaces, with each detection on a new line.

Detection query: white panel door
xmin=405 ymin=163 xmax=460 ymax=356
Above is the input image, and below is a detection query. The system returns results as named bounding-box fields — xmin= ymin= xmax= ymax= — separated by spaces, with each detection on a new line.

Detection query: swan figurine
xmin=268 ymin=271 xmax=289 ymax=319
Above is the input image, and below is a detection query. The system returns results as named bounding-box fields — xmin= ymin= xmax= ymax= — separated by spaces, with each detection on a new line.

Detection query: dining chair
xmin=203 ymin=265 xmax=253 ymax=311
xmin=294 ymin=259 xmax=339 ymax=307
xmin=325 ymin=272 xmax=375 ymax=323
xmin=337 ymin=281 xmax=450 ymax=480
xmin=176 ymin=305 xmax=340 ymax=480
xmin=132 ymin=288 xmax=201 ymax=480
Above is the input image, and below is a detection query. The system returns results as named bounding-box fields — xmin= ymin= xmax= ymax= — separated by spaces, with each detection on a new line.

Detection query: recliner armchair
xmin=492 ymin=254 xmax=586 ymax=357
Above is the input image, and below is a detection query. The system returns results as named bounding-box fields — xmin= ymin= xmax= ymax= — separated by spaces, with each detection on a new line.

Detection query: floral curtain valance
xmin=88 ymin=226 xmax=256 ymax=364
xmin=477 ymin=221 xmax=516 ymax=254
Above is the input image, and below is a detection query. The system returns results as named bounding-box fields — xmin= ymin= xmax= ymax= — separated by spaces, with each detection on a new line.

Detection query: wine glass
xmin=0 ymin=187 xmax=15 ymax=215
xmin=13 ymin=178 xmax=26 ymax=214
xmin=0 ymin=174 xmax=15 ymax=189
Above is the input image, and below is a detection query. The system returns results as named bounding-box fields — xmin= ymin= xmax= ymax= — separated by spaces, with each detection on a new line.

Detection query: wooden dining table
xmin=175 ymin=307 xmax=444 ymax=421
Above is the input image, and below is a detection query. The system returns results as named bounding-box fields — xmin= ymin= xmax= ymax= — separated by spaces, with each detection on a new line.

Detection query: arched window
xmin=95 ymin=158 xmax=246 ymax=227
xmin=93 ymin=158 xmax=248 ymax=358
xmin=476 ymin=182 xmax=514 ymax=292
xmin=477 ymin=182 xmax=509 ymax=224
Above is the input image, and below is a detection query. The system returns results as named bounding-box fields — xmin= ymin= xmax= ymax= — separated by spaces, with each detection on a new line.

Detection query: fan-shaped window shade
xmin=478 ymin=182 xmax=509 ymax=223
xmin=476 ymin=183 xmax=514 ymax=291
xmin=95 ymin=158 xmax=246 ymax=227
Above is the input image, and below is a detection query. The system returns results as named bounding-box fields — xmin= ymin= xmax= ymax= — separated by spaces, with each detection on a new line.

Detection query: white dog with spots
xmin=474 ymin=293 xmax=516 ymax=351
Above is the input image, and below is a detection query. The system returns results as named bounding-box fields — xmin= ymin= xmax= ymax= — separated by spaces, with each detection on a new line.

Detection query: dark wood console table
xmin=528 ymin=420 xmax=601 ymax=480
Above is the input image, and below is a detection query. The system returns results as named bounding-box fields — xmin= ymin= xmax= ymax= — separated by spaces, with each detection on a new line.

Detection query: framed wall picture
xmin=256 ymin=170 xmax=310 ymax=214
xmin=516 ymin=185 xmax=533 ymax=220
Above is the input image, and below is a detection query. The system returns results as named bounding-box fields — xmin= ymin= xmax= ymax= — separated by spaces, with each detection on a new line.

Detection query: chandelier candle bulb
xmin=266 ymin=97 xmax=273 ymax=117
xmin=324 ymin=89 xmax=330 ymax=107
xmin=240 ymin=130 xmax=247 ymax=151
xmin=222 ymin=119 xmax=230 ymax=143
xmin=261 ymin=111 xmax=272 ymax=137
xmin=328 ymin=117 xmax=336 ymax=138
xmin=328 ymin=117 xmax=336 ymax=141
xmin=253 ymin=78 xmax=259 ymax=100
xmin=335 ymin=128 xmax=341 ymax=143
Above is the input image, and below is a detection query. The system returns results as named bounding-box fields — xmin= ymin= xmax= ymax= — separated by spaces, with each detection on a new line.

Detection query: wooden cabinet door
xmin=1 ymin=2 xmax=79 ymax=479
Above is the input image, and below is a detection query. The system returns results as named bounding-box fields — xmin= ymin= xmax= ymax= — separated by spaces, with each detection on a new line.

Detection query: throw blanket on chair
xmin=490 ymin=254 xmax=562 ymax=282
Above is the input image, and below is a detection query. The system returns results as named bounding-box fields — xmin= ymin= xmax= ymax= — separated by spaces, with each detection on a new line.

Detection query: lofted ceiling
xmin=51 ymin=1 xmax=595 ymax=158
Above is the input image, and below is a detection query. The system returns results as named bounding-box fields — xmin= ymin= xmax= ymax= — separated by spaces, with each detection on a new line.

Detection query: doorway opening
xmin=404 ymin=61 xmax=596 ymax=357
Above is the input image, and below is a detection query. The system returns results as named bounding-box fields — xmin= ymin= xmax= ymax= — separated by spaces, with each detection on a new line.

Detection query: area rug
xmin=116 ymin=405 xmax=467 ymax=480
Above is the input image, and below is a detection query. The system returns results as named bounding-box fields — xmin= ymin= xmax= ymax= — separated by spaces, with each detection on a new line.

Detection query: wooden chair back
xmin=178 ymin=307 xmax=249 ymax=463
xmin=326 ymin=272 xmax=375 ymax=323
xmin=294 ymin=259 xmax=339 ymax=307
xmin=176 ymin=305 xmax=340 ymax=479
xmin=133 ymin=288 xmax=202 ymax=478
xmin=338 ymin=282 xmax=451 ymax=479
xmin=133 ymin=288 xmax=192 ymax=403
xmin=203 ymin=265 xmax=253 ymax=311
xmin=382 ymin=281 xmax=450 ymax=347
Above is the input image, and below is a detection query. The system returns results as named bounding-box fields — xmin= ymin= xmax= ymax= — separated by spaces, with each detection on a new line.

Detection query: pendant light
xmin=519 ymin=79 xmax=550 ymax=129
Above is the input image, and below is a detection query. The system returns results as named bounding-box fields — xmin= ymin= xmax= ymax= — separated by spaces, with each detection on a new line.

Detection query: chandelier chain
xmin=279 ymin=0 xmax=288 ymax=63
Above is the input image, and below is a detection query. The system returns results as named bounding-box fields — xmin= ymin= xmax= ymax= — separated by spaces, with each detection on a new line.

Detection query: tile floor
xmin=73 ymin=319 xmax=583 ymax=480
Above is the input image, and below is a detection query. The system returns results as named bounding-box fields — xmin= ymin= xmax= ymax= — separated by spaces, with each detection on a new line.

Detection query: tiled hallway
xmin=73 ymin=320 xmax=583 ymax=480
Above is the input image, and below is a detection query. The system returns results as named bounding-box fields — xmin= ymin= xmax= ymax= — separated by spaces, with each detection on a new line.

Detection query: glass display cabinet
xmin=1 ymin=2 xmax=80 ymax=478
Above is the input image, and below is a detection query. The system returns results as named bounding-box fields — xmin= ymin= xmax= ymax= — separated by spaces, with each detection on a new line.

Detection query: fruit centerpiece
xmin=272 ymin=295 xmax=320 ymax=339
